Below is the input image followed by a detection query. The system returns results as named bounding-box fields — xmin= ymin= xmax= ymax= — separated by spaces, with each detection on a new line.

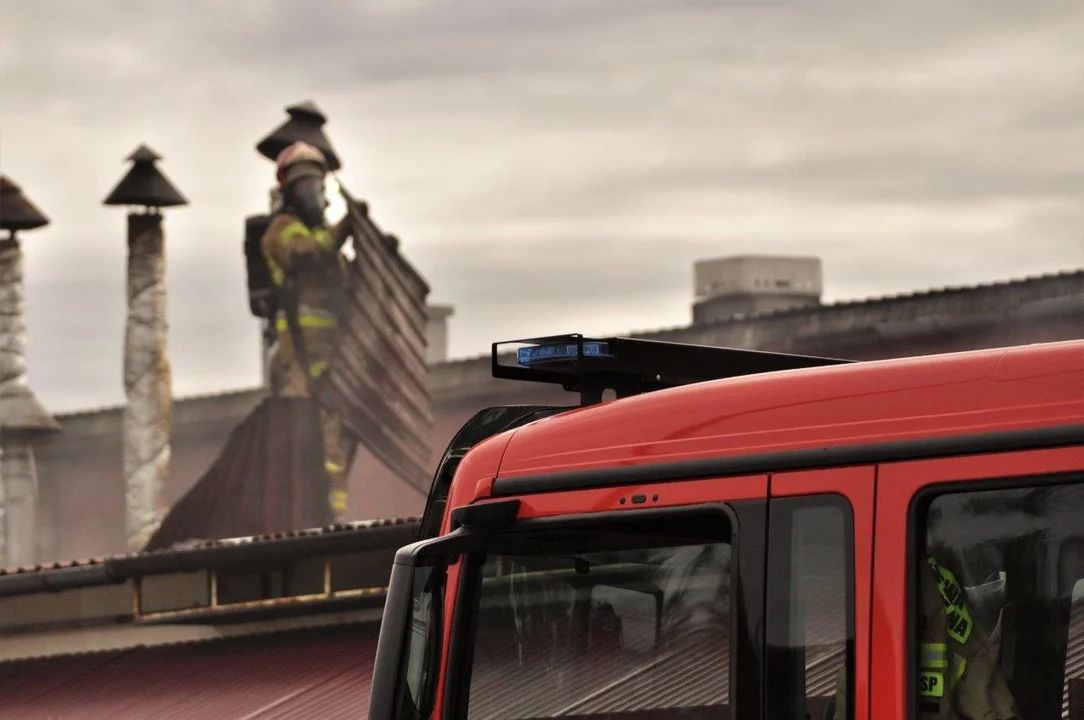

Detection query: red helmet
xmin=275 ymin=142 xmax=327 ymax=188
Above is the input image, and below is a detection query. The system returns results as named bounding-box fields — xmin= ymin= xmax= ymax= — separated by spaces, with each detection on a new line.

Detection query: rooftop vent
xmin=693 ymin=255 xmax=823 ymax=324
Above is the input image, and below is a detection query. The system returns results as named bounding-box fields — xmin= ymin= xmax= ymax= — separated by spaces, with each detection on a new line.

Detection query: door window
xmin=766 ymin=495 xmax=854 ymax=720
xmin=462 ymin=510 xmax=734 ymax=719
xmin=915 ymin=478 xmax=1084 ymax=719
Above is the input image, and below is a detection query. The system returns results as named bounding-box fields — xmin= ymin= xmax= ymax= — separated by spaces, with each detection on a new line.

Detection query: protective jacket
xmin=829 ymin=556 xmax=1020 ymax=720
xmin=918 ymin=556 xmax=1020 ymax=719
xmin=260 ymin=208 xmax=353 ymax=517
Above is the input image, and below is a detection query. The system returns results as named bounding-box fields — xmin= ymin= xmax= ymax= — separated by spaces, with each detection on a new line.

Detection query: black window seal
xmin=491 ymin=424 xmax=1084 ymax=497
xmin=904 ymin=470 xmax=1084 ymax=720
xmin=441 ymin=501 xmax=740 ymax=720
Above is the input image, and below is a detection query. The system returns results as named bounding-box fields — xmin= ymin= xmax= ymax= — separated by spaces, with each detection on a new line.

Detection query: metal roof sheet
xmin=144 ymin=396 xmax=333 ymax=551
xmin=0 ymin=622 xmax=377 ymax=719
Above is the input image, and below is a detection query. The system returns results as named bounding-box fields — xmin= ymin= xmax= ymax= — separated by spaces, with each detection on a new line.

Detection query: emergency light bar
xmin=492 ymin=333 xmax=852 ymax=406
xmin=516 ymin=341 xmax=612 ymax=365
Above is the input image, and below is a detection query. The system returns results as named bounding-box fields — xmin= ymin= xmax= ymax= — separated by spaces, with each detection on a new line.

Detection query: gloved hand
xmin=332 ymin=216 xmax=352 ymax=249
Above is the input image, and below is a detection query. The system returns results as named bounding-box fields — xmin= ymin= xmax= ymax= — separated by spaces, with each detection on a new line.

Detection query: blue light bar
xmin=517 ymin=341 xmax=612 ymax=366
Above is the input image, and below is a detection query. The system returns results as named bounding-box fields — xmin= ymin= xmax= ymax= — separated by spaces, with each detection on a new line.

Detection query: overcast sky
xmin=1 ymin=0 xmax=1082 ymax=413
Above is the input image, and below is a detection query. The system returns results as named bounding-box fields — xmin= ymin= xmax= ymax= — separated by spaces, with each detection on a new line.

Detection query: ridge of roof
xmin=635 ymin=267 xmax=1084 ymax=337
xmin=432 ymin=267 xmax=1084 ymax=368
xmin=54 ymin=386 xmax=266 ymax=421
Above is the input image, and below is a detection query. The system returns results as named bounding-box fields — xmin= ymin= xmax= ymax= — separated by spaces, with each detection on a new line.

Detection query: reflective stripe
xmin=329 ymin=490 xmax=347 ymax=512
xmin=280 ymin=221 xmax=335 ymax=251
xmin=951 ymin=654 xmax=967 ymax=688
xmin=310 ymin=361 xmax=329 ymax=378
xmin=280 ymin=221 xmax=310 ymax=244
xmin=920 ymin=643 xmax=948 ymax=669
xmin=325 ymin=461 xmax=345 ymax=475
xmin=275 ymin=314 xmax=337 ymax=333
xmin=928 ymin=557 xmax=974 ymax=645
xmin=265 ymin=252 xmax=285 ymax=286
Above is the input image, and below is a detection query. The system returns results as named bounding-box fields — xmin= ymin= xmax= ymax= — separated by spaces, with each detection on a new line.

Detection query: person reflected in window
xmin=918 ymin=555 xmax=1019 ymax=719
xmin=828 ymin=554 xmax=1019 ymax=720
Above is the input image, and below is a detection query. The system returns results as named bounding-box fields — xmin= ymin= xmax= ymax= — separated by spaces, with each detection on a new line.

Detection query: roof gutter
xmin=0 ymin=520 xmax=420 ymax=599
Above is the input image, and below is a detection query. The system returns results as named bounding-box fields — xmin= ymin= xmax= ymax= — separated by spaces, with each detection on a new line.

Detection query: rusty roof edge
xmin=0 ymin=517 xmax=421 ymax=599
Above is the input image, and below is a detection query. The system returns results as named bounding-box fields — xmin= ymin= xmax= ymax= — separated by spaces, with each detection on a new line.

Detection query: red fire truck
xmin=368 ymin=334 xmax=1084 ymax=720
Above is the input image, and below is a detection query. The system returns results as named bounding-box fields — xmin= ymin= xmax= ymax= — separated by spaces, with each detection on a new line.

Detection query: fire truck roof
xmin=460 ymin=339 xmax=1084 ymax=504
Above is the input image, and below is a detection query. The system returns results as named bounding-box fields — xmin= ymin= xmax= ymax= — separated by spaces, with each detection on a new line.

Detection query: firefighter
xmin=261 ymin=141 xmax=354 ymax=521
xmin=917 ymin=555 xmax=1019 ymax=719
xmin=828 ymin=554 xmax=1019 ymax=720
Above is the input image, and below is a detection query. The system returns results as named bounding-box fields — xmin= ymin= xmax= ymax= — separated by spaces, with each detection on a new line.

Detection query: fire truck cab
xmin=369 ymin=335 xmax=1084 ymax=720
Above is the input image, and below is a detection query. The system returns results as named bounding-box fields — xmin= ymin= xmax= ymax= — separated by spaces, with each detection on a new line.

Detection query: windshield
xmin=464 ymin=538 xmax=732 ymax=719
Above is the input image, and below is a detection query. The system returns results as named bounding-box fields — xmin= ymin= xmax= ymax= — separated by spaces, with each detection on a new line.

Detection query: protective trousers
xmin=271 ymin=323 xmax=354 ymax=520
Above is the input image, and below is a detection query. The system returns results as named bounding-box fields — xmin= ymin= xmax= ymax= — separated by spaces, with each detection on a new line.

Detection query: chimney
xmin=103 ymin=145 xmax=188 ymax=552
xmin=692 ymin=255 xmax=823 ymax=324
xmin=425 ymin=304 xmax=455 ymax=364
xmin=0 ymin=175 xmax=62 ymax=567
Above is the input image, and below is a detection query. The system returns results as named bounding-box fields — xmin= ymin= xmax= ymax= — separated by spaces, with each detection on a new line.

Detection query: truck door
xmin=873 ymin=444 xmax=1084 ymax=720
xmin=767 ymin=466 xmax=875 ymax=720
xmin=432 ymin=473 xmax=770 ymax=720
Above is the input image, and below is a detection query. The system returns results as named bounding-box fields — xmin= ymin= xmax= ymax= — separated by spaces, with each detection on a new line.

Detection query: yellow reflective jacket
xmin=917 ymin=557 xmax=1020 ymax=720
xmin=260 ymin=212 xmax=349 ymax=326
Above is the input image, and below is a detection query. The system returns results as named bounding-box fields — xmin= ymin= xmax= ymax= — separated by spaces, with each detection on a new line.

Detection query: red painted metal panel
xmin=441 ymin=431 xmax=516 ymax=535
xmin=0 ymin=623 xmax=378 ymax=719
xmin=871 ymin=446 xmax=1084 ymax=720
xmin=771 ymin=465 xmax=876 ymax=720
xmin=508 ymin=474 xmax=767 ymax=519
xmin=490 ymin=340 xmax=1083 ymax=491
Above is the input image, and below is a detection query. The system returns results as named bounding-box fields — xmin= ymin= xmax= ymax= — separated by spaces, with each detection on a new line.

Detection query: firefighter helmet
xmin=275 ymin=141 xmax=328 ymax=188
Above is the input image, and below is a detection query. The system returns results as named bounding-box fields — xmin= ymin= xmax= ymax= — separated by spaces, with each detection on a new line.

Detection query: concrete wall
xmin=27 ymin=270 xmax=1084 ymax=564
xmin=34 ymin=390 xmax=263 ymax=561
xmin=425 ymin=304 xmax=455 ymax=365
xmin=692 ymin=255 xmax=823 ymax=322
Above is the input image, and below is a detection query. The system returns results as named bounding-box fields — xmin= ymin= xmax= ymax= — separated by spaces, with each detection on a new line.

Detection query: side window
xmin=916 ymin=478 xmax=1084 ymax=720
xmin=464 ymin=515 xmax=734 ymax=718
xmin=766 ymin=496 xmax=854 ymax=720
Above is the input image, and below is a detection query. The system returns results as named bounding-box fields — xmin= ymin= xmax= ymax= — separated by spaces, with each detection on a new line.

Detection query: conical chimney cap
xmin=256 ymin=100 xmax=341 ymax=171
xmin=0 ymin=384 xmax=60 ymax=434
xmin=103 ymin=144 xmax=188 ymax=208
xmin=0 ymin=175 xmax=50 ymax=233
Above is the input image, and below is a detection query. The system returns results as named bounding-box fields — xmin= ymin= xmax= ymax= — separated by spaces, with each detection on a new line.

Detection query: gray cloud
xmin=1 ymin=0 xmax=1082 ymax=412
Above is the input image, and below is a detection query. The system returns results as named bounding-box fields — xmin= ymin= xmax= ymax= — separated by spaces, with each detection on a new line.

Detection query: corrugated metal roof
xmin=314 ymin=196 xmax=433 ymax=492
xmin=143 ymin=396 xmax=332 ymax=551
xmin=1063 ymin=599 xmax=1084 ymax=718
xmin=2 ymin=578 xmax=1075 ymax=717
xmin=0 ymin=622 xmax=378 ymax=719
